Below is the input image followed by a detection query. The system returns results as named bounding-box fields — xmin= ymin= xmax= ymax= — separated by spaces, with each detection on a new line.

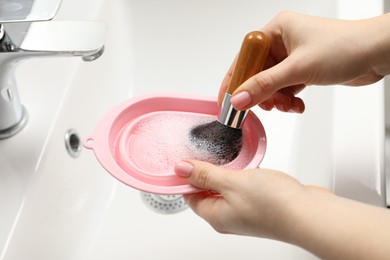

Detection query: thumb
xmin=174 ymin=160 xmax=232 ymax=193
xmin=231 ymin=55 xmax=304 ymax=110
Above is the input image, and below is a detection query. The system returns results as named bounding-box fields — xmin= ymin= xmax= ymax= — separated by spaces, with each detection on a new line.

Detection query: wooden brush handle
xmin=226 ymin=31 xmax=270 ymax=94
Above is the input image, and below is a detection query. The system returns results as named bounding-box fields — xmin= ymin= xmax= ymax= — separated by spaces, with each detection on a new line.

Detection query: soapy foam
xmin=123 ymin=112 xmax=253 ymax=176
xmin=189 ymin=120 xmax=243 ymax=163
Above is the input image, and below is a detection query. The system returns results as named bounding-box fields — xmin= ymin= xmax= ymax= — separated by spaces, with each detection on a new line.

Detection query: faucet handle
xmin=0 ymin=0 xmax=61 ymax=23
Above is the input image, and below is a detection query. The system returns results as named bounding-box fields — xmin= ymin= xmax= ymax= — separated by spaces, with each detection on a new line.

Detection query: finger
xmin=290 ymin=96 xmax=305 ymax=113
xmin=258 ymin=88 xmax=305 ymax=113
xmin=183 ymin=191 xmax=221 ymax=217
xmin=231 ymin=55 xmax=305 ymax=110
xmin=174 ymin=160 xmax=233 ymax=193
xmin=272 ymin=91 xmax=305 ymax=113
xmin=272 ymin=91 xmax=293 ymax=112
xmin=259 ymin=99 xmax=274 ymax=111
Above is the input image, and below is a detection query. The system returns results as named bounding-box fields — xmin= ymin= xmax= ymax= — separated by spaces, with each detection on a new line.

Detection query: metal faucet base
xmin=0 ymin=20 xmax=106 ymax=139
xmin=0 ymin=106 xmax=28 ymax=139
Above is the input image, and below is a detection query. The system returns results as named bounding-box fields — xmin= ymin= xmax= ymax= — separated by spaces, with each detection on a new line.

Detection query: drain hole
xmin=141 ymin=192 xmax=188 ymax=214
xmin=65 ymin=129 xmax=81 ymax=158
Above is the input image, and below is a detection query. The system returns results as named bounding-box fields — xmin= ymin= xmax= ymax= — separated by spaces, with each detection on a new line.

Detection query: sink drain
xmin=141 ymin=192 xmax=188 ymax=214
xmin=64 ymin=129 xmax=81 ymax=158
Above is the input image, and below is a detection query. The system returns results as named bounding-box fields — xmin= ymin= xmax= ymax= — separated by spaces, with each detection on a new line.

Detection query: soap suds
xmin=121 ymin=112 xmax=252 ymax=176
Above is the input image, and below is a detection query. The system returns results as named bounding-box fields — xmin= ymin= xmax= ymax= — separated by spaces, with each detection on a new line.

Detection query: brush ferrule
xmin=218 ymin=93 xmax=248 ymax=129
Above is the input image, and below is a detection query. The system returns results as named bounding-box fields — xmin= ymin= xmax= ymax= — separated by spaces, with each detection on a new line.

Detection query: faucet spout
xmin=0 ymin=21 xmax=106 ymax=139
xmin=2 ymin=21 xmax=106 ymax=60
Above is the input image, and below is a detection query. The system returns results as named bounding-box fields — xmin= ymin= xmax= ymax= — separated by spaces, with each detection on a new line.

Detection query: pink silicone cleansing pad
xmin=84 ymin=93 xmax=266 ymax=194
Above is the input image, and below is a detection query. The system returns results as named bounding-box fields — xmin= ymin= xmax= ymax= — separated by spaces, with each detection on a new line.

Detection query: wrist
xmin=363 ymin=13 xmax=390 ymax=77
xmin=273 ymin=187 xmax=338 ymax=246
xmin=260 ymin=183 xmax=313 ymax=243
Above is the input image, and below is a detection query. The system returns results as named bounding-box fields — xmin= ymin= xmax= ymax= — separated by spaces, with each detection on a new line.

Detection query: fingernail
xmin=230 ymin=91 xmax=252 ymax=109
xmin=289 ymin=99 xmax=305 ymax=113
xmin=289 ymin=105 xmax=304 ymax=113
xmin=174 ymin=161 xmax=193 ymax=178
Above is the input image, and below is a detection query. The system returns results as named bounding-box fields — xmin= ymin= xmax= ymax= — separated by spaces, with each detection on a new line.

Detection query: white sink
xmin=0 ymin=0 xmax=387 ymax=259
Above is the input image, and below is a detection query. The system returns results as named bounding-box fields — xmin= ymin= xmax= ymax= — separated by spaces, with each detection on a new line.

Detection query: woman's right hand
xmin=219 ymin=12 xmax=390 ymax=112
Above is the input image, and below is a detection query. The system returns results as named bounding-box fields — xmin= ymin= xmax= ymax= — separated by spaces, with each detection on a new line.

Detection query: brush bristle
xmin=189 ymin=120 xmax=243 ymax=164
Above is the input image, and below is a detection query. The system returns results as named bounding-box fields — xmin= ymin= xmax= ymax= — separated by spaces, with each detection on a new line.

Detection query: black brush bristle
xmin=189 ymin=120 xmax=243 ymax=165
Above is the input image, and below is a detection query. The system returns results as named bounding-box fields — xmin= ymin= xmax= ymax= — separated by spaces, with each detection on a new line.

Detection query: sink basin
xmin=0 ymin=0 xmax=387 ymax=259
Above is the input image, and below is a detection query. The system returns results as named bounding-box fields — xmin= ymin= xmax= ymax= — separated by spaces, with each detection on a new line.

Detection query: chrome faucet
xmin=0 ymin=0 xmax=106 ymax=139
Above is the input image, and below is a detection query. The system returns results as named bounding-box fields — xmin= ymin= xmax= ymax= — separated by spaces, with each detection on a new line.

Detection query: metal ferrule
xmin=218 ymin=93 xmax=248 ymax=129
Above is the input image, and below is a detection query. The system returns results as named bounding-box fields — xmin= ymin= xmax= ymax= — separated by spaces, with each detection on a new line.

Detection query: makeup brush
xmin=189 ymin=31 xmax=270 ymax=164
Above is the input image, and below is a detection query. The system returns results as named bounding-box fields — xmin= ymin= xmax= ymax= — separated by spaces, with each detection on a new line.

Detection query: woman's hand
xmin=174 ymin=160 xmax=307 ymax=239
xmin=175 ymin=160 xmax=390 ymax=259
xmin=219 ymin=12 xmax=390 ymax=112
